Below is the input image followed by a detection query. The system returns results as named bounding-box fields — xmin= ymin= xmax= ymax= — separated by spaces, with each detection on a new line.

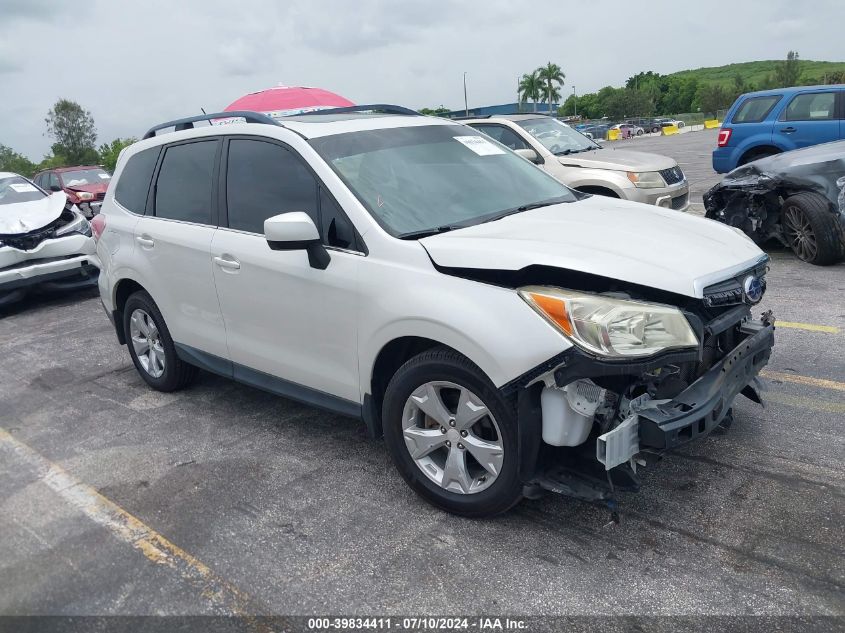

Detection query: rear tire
xmin=780 ymin=193 xmax=845 ymax=265
xmin=123 ymin=291 xmax=198 ymax=391
xmin=382 ymin=347 xmax=523 ymax=517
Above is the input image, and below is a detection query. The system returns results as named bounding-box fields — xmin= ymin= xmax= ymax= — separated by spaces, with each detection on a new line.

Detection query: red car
xmin=33 ymin=165 xmax=111 ymax=218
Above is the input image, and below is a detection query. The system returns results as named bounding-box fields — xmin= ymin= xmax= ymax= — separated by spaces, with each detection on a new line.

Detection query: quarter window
xmin=225 ymin=139 xmax=319 ymax=234
xmin=154 ymin=141 xmax=217 ymax=224
xmin=114 ymin=147 xmax=159 ymax=214
xmin=320 ymin=187 xmax=356 ymax=249
xmin=732 ymin=96 xmax=781 ymax=123
xmin=783 ymin=92 xmax=836 ymax=121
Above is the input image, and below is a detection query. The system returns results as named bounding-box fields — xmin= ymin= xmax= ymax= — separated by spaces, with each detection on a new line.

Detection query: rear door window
xmin=114 ymin=147 xmax=160 ymax=214
xmin=782 ymin=92 xmax=836 ymax=121
xmin=154 ymin=141 xmax=218 ymax=225
xmin=732 ymin=96 xmax=781 ymax=123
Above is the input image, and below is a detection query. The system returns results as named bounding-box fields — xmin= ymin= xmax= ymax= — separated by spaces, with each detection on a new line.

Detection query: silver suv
xmin=464 ymin=114 xmax=689 ymax=211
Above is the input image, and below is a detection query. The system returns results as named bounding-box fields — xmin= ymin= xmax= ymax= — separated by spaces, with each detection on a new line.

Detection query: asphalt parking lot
xmin=1 ymin=130 xmax=844 ymax=623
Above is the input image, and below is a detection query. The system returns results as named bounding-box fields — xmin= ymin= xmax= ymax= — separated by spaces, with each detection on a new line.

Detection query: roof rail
xmin=142 ymin=110 xmax=282 ymax=139
xmin=295 ymin=104 xmax=420 ymax=117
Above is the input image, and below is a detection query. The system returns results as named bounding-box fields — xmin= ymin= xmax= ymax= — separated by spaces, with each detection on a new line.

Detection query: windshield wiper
xmin=397 ymin=225 xmax=463 ymax=240
xmin=481 ymin=196 xmax=571 ymax=224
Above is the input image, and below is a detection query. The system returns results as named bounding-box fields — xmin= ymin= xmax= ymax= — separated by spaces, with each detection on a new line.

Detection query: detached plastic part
xmin=540 ymin=380 xmax=603 ymax=447
xmin=597 ymin=414 xmax=639 ymax=470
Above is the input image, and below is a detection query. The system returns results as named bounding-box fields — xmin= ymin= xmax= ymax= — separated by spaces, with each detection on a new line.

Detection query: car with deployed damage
xmin=464 ymin=114 xmax=689 ymax=210
xmin=96 ymin=105 xmax=774 ymax=517
xmin=0 ymin=172 xmax=99 ymax=305
xmin=704 ymin=140 xmax=845 ymax=265
xmin=33 ymin=165 xmax=111 ymax=218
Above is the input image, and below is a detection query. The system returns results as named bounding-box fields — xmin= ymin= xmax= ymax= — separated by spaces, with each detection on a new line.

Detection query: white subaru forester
xmin=96 ymin=105 xmax=775 ymax=517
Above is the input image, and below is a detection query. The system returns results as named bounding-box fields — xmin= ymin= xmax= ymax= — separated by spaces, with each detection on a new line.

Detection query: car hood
xmin=0 ymin=192 xmax=67 ymax=235
xmin=420 ymin=197 xmax=766 ymax=298
xmin=559 ymin=148 xmax=676 ymax=172
xmin=66 ymin=182 xmax=109 ymax=194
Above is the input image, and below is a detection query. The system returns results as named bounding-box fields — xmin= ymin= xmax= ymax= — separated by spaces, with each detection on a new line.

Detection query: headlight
xmin=75 ymin=191 xmax=94 ymax=201
xmin=626 ymin=171 xmax=665 ymax=189
xmin=54 ymin=210 xmax=92 ymax=238
xmin=519 ymin=286 xmax=698 ymax=358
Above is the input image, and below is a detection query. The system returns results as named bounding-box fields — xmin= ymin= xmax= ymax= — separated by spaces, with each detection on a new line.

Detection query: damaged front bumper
xmin=0 ymin=235 xmax=100 ymax=303
xmin=514 ymin=315 xmax=775 ymax=503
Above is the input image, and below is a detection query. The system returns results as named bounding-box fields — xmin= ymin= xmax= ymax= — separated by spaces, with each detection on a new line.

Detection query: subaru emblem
xmin=743 ymin=275 xmax=764 ymax=304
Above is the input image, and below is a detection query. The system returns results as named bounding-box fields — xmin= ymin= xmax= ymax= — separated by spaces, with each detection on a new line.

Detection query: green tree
xmin=537 ymin=62 xmax=565 ymax=113
xmin=0 ymin=144 xmax=37 ymax=176
xmin=774 ymin=50 xmax=801 ymax=87
xmin=418 ymin=106 xmax=450 ymax=117
xmin=45 ymin=99 xmax=98 ymax=165
xmin=603 ymin=89 xmax=654 ymax=120
xmin=518 ymin=71 xmax=543 ymax=112
xmin=698 ymin=84 xmax=730 ymax=117
xmin=98 ymin=138 xmax=137 ymax=172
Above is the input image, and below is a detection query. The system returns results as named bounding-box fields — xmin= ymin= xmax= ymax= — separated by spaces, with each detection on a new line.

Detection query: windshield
xmin=310 ymin=124 xmax=576 ymax=237
xmin=0 ymin=176 xmax=47 ymax=206
xmin=515 ymin=118 xmax=599 ymax=155
xmin=60 ymin=168 xmax=111 ymax=187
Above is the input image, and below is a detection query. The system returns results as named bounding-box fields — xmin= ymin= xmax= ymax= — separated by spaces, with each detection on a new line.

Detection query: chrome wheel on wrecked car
xmin=782 ymin=204 xmax=818 ymax=263
xmin=401 ymin=381 xmax=504 ymax=494
xmin=129 ymin=308 xmax=165 ymax=378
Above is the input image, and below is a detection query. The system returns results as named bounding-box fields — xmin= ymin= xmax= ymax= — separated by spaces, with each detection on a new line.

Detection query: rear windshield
xmin=732 ymin=96 xmax=781 ymax=123
xmin=0 ymin=176 xmax=46 ymax=206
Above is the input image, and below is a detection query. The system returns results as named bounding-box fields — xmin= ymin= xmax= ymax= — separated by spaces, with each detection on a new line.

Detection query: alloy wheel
xmin=129 ymin=308 xmax=165 ymax=378
xmin=782 ymin=205 xmax=818 ymax=262
xmin=401 ymin=381 xmax=504 ymax=494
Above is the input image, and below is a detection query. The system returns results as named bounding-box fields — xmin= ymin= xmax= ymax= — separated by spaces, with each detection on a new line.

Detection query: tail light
xmin=717 ymin=128 xmax=732 ymax=147
xmin=91 ymin=214 xmax=106 ymax=241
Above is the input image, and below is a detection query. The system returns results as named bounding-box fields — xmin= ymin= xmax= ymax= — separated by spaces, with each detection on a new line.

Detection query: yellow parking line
xmin=762 ymin=370 xmax=845 ymax=393
xmin=777 ymin=321 xmax=840 ymax=334
xmin=764 ymin=392 xmax=845 ymax=415
xmin=0 ymin=427 xmax=264 ymax=620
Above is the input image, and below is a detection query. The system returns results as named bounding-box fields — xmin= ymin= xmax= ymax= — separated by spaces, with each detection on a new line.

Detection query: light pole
xmin=463 ymin=72 xmax=468 ymax=116
xmin=572 ymin=85 xmax=577 ymax=118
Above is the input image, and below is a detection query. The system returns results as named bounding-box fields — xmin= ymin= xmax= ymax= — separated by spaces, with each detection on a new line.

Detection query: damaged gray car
xmin=704 ymin=141 xmax=845 ymax=265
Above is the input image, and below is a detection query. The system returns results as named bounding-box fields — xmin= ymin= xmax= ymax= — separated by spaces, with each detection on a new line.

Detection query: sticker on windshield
xmin=98 ymin=174 xmax=111 ymax=179
xmin=454 ymin=135 xmax=505 ymax=156
xmin=9 ymin=183 xmax=38 ymax=193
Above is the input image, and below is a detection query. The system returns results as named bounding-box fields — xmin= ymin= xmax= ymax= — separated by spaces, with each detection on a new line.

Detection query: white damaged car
xmin=0 ymin=172 xmax=100 ymax=306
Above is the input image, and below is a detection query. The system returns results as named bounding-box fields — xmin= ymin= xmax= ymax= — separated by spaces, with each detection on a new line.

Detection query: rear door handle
xmin=136 ymin=235 xmax=154 ymax=248
xmin=213 ymin=255 xmax=241 ymax=270
xmin=780 ymin=126 xmax=796 ymax=133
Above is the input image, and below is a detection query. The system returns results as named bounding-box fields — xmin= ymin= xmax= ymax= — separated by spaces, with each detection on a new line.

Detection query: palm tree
xmin=538 ymin=62 xmax=565 ymax=113
xmin=518 ymin=71 xmax=543 ymax=112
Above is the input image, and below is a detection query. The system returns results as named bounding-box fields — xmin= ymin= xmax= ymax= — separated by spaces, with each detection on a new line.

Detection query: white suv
xmin=96 ymin=106 xmax=775 ymax=517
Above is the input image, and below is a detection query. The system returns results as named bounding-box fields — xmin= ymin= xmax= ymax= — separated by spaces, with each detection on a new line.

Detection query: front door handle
xmin=136 ymin=235 xmax=154 ymax=248
xmin=213 ymin=255 xmax=241 ymax=270
xmin=780 ymin=126 xmax=796 ymax=133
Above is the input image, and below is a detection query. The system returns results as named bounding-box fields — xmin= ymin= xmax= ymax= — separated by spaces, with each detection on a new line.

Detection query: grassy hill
xmin=667 ymin=60 xmax=845 ymax=88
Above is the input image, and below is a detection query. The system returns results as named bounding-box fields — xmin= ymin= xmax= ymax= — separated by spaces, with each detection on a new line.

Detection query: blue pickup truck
xmin=712 ymin=85 xmax=844 ymax=173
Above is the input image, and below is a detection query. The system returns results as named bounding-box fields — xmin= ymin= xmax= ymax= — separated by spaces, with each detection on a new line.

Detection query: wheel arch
xmin=365 ymin=334 xmax=497 ymax=439
xmin=111 ymin=277 xmax=150 ymax=345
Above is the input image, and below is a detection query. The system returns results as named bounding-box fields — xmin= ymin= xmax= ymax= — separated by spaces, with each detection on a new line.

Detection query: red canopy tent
xmin=224 ymin=86 xmax=354 ymax=119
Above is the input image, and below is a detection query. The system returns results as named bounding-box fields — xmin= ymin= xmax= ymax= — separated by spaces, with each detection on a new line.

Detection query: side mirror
xmin=515 ymin=148 xmax=540 ymax=164
xmin=50 ymin=185 xmax=62 ymax=192
xmin=264 ymin=212 xmax=330 ymax=270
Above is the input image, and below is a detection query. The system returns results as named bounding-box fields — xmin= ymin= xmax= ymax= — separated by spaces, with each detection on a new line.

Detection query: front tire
xmin=123 ymin=291 xmax=198 ymax=391
xmin=780 ymin=193 xmax=845 ymax=265
xmin=382 ymin=347 xmax=523 ymax=517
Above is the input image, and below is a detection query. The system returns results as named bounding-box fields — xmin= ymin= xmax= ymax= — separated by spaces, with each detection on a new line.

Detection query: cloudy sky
xmin=1 ymin=0 xmax=841 ymax=160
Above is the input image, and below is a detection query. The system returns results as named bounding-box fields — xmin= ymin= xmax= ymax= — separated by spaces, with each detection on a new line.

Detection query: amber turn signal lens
xmin=526 ymin=292 xmax=574 ymax=337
